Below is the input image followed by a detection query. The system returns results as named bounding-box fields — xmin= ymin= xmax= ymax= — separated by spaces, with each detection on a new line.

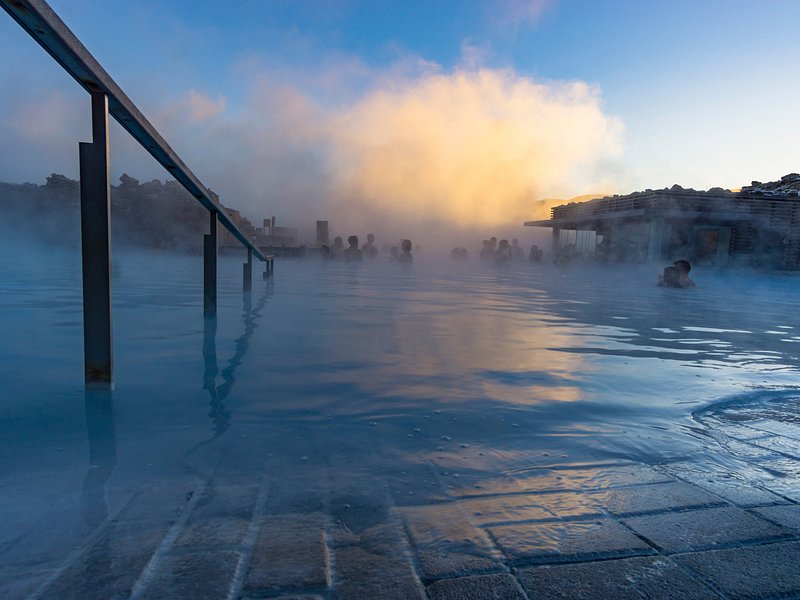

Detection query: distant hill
xmin=0 ymin=173 xmax=259 ymax=251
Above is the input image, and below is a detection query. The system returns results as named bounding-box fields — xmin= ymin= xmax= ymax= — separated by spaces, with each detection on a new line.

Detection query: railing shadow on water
xmin=199 ymin=284 xmax=273 ymax=446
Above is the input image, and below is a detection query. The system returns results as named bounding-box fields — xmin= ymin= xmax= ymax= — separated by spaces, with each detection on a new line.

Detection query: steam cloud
xmin=2 ymin=61 xmax=624 ymax=247
xmin=159 ymin=64 xmax=623 ymax=246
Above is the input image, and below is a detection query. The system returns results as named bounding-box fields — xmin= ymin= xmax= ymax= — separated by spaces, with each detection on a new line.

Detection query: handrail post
xmin=243 ymin=246 xmax=252 ymax=293
xmin=204 ymin=211 xmax=217 ymax=316
xmin=80 ymin=90 xmax=113 ymax=389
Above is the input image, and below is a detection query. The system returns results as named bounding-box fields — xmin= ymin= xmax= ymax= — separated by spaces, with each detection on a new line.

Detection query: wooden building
xmin=525 ymin=178 xmax=800 ymax=270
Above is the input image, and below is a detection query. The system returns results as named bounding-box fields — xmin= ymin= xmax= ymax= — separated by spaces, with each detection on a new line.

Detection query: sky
xmin=1 ymin=0 xmax=799 ymax=242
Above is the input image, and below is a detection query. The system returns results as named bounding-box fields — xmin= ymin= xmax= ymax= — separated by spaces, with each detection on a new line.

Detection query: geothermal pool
xmin=1 ymin=248 xmax=799 ymax=597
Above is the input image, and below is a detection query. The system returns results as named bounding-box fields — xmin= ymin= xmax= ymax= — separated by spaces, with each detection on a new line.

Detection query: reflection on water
xmin=201 ymin=286 xmax=271 ymax=439
xmin=82 ymin=391 xmax=117 ymax=529
xmin=1 ymin=250 xmax=800 ymax=595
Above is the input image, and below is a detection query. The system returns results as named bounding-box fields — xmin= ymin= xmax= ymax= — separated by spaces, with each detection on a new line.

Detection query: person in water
xmin=330 ymin=236 xmax=344 ymax=259
xmin=511 ymin=238 xmax=525 ymax=261
xmin=673 ymin=259 xmax=696 ymax=287
xmin=658 ymin=265 xmax=682 ymax=288
xmin=397 ymin=239 xmax=413 ymax=263
xmin=495 ymin=239 xmax=512 ymax=264
xmin=480 ymin=240 xmax=493 ymax=260
xmin=529 ymin=244 xmax=543 ymax=263
xmin=362 ymin=233 xmax=379 ymax=258
xmin=344 ymin=235 xmax=363 ymax=261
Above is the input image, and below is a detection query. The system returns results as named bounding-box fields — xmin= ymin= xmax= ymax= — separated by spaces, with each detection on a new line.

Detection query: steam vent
xmin=526 ymin=174 xmax=800 ymax=269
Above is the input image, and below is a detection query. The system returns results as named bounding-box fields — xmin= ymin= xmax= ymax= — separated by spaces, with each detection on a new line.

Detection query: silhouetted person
xmin=495 ymin=239 xmax=511 ymax=264
xmin=320 ymin=244 xmax=330 ymax=259
xmin=345 ymin=235 xmax=363 ymax=261
xmin=529 ymin=244 xmax=543 ymax=263
xmin=511 ymin=238 xmax=524 ymax=261
xmin=596 ymin=238 xmax=611 ymax=263
xmin=398 ymin=239 xmax=413 ymax=264
xmin=554 ymin=244 xmax=578 ymax=267
xmin=673 ymin=259 xmax=696 ymax=287
xmin=362 ymin=233 xmax=378 ymax=258
xmin=331 ymin=236 xmax=344 ymax=259
xmin=658 ymin=265 xmax=682 ymax=288
xmin=480 ymin=240 xmax=493 ymax=260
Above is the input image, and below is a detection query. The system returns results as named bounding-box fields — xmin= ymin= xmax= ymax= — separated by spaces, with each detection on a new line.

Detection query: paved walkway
xmin=3 ymin=406 xmax=800 ymax=600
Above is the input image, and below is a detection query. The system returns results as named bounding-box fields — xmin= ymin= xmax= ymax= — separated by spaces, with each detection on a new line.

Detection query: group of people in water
xmin=657 ymin=259 xmax=696 ymax=288
xmin=462 ymin=237 xmax=543 ymax=265
xmin=318 ymin=233 xmax=697 ymax=288
xmin=320 ymin=234 xmax=413 ymax=263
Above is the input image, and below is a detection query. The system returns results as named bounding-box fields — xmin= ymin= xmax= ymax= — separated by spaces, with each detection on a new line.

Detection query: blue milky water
xmin=1 ymin=246 xmax=799 ymax=580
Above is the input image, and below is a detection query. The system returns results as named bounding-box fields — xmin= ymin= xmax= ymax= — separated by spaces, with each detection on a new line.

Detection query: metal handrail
xmin=1 ymin=0 xmax=266 ymax=262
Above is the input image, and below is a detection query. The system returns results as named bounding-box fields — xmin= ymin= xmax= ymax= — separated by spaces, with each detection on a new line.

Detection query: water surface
xmin=1 ymin=248 xmax=799 ymax=592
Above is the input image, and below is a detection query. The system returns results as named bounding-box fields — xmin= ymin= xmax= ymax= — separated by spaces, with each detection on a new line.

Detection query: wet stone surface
xmin=672 ymin=541 xmax=800 ymax=599
xmin=427 ymin=573 xmax=528 ymax=600
xmin=622 ymin=506 xmax=791 ymax=553
xmin=488 ymin=518 xmax=655 ymax=564
xmin=592 ymin=481 xmax=724 ymax=516
xmin=517 ymin=555 xmax=723 ymax=599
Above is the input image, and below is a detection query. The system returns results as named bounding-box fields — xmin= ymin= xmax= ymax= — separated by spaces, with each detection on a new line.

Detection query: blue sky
xmin=1 ymin=0 xmax=799 ymax=235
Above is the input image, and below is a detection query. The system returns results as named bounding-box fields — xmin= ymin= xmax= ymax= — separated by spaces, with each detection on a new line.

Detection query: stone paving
xmin=3 ymin=410 xmax=800 ymax=599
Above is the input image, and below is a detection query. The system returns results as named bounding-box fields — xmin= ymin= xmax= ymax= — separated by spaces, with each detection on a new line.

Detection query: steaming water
xmin=1 ymin=247 xmax=799 ymax=591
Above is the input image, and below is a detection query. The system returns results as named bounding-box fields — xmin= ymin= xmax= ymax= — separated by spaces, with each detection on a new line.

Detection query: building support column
xmin=647 ymin=218 xmax=665 ymax=262
xmin=243 ymin=247 xmax=252 ymax=293
xmin=263 ymin=256 xmax=274 ymax=279
xmin=79 ymin=90 xmax=113 ymax=389
xmin=551 ymin=226 xmax=560 ymax=254
xmin=204 ymin=211 xmax=217 ymax=316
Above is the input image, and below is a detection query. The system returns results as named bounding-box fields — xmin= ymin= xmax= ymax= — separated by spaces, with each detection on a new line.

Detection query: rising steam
xmin=168 ymin=63 xmax=624 ymax=245
xmin=2 ymin=61 xmax=624 ymax=246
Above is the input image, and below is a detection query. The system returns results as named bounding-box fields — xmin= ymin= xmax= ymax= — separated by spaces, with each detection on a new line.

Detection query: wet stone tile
xmin=513 ymin=464 xmax=674 ymax=493
xmin=328 ymin=489 xmax=391 ymax=546
xmin=675 ymin=476 xmax=788 ymax=508
xmin=517 ymin=555 xmax=722 ymax=600
xmin=746 ymin=420 xmax=800 ymax=440
xmin=622 ymin=506 xmax=790 ymax=553
xmin=593 ymin=481 xmax=724 ymax=516
xmin=751 ymin=504 xmax=800 ymax=532
xmin=750 ymin=435 xmax=800 ymax=458
xmin=0 ymin=567 xmax=54 ymax=600
xmin=175 ymin=516 xmax=250 ymax=547
xmin=384 ymin=463 xmax=451 ymax=506
xmin=716 ymin=437 xmax=779 ymax=459
xmin=334 ymin=545 xmax=426 ymax=600
xmin=398 ymin=504 xmax=503 ymax=580
xmin=138 ymin=550 xmax=240 ymax=600
xmin=263 ymin=476 xmax=327 ymax=515
xmin=709 ymin=422 xmax=773 ymax=441
xmin=445 ymin=473 xmax=524 ymax=498
xmin=244 ymin=512 xmax=329 ymax=594
xmin=488 ymin=519 xmax=654 ymax=565
xmin=673 ymin=541 xmax=800 ymax=599
xmin=427 ymin=573 xmax=528 ymax=600
xmin=458 ymin=494 xmax=554 ymax=526
xmin=42 ymin=521 xmax=168 ymax=599
xmin=533 ymin=491 xmax=605 ymax=519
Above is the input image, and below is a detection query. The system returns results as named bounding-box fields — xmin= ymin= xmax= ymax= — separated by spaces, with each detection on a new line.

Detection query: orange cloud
xmin=321 ymin=68 xmax=622 ymax=239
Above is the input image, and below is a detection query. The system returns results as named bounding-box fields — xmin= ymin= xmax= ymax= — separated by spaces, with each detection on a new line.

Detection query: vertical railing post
xmin=79 ymin=90 xmax=113 ymax=389
xmin=204 ymin=211 xmax=217 ymax=316
xmin=243 ymin=246 xmax=252 ymax=293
